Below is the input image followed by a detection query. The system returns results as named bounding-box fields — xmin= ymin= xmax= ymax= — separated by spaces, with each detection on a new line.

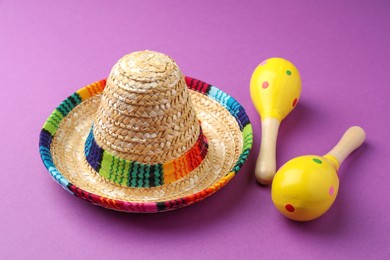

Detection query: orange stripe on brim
xmin=76 ymin=79 xmax=106 ymax=101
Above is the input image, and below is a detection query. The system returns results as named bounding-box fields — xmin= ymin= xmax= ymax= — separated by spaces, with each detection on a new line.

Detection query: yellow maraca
xmin=250 ymin=58 xmax=302 ymax=185
xmin=272 ymin=126 xmax=366 ymax=221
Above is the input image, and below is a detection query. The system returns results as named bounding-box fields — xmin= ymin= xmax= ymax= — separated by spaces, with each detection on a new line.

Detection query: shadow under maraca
xmin=249 ymin=101 xmax=328 ymax=189
xmin=278 ymin=101 xmax=326 ymax=149
xmin=336 ymin=141 xmax=369 ymax=184
xmin=280 ymin=204 xmax=347 ymax=236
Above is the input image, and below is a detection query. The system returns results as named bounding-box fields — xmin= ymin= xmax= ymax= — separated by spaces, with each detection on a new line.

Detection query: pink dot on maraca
xmin=262 ymin=81 xmax=269 ymax=89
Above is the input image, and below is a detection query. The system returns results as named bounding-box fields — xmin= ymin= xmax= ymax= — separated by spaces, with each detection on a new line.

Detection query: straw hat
xmin=39 ymin=50 xmax=253 ymax=212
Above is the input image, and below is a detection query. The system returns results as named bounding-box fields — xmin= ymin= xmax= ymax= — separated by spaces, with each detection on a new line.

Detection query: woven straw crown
xmin=86 ymin=50 xmax=208 ymax=187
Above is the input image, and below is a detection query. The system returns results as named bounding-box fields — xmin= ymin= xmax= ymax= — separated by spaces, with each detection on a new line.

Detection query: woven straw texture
xmin=94 ymin=51 xmax=200 ymax=164
xmin=39 ymin=51 xmax=253 ymax=213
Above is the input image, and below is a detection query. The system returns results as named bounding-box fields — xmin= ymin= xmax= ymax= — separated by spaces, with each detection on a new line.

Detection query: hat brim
xmin=39 ymin=76 xmax=253 ymax=212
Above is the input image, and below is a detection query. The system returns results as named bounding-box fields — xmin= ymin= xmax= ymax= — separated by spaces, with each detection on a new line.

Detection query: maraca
xmin=271 ymin=126 xmax=366 ymax=221
xmin=250 ymin=58 xmax=302 ymax=185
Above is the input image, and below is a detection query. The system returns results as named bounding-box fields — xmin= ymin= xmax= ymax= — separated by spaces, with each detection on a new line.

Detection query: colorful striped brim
xmin=39 ymin=77 xmax=253 ymax=212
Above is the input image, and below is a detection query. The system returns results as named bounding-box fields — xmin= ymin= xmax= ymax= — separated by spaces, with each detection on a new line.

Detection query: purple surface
xmin=1 ymin=0 xmax=389 ymax=259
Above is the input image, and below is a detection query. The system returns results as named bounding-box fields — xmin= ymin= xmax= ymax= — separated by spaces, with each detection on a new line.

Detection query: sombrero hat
xmin=39 ymin=50 xmax=253 ymax=213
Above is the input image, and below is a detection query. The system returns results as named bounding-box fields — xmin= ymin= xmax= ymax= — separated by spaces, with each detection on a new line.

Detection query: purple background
xmin=1 ymin=0 xmax=389 ymax=259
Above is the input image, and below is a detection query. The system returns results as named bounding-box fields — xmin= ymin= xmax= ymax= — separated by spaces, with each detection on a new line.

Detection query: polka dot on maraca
xmin=292 ymin=98 xmax=298 ymax=107
xmin=262 ymin=81 xmax=269 ymax=89
xmin=285 ymin=204 xmax=295 ymax=212
xmin=286 ymin=70 xmax=292 ymax=76
xmin=329 ymin=186 xmax=334 ymax=196
xmin=313 ymin=158 xmax=322 ymax=164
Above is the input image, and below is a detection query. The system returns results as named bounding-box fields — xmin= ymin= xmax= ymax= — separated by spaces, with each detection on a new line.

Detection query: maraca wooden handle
xmin=255 ymin=118 xmax=280 ymax=185
xmin=326 ymin=126 xmax=366 ymax=168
